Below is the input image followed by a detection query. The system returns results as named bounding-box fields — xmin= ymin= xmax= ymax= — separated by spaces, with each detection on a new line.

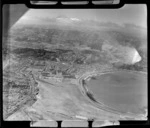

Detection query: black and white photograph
xmin=2 ymin=2 xmax=147 ymax=127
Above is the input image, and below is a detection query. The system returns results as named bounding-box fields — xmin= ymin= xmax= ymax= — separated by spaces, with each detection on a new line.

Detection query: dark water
xmin=86 ymin=71 xmax=147 ymax=115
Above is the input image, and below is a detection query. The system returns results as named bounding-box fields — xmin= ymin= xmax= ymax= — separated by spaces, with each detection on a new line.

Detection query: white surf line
xmin=80 ymin=69 xmax=147 ymax=82
xmin=77 ymin=70 xmax=146 ymax=118
xmin=78 ymin=73 xmax=123 ymax=116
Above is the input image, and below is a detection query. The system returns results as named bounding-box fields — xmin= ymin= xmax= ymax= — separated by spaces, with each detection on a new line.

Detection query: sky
xmin=19 ymin=4 xmax=147 ymax=28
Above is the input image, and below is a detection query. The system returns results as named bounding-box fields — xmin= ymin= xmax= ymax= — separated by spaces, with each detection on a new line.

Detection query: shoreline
xmin=81 ymin=69 xmax=147 ymax=82
xmin=77 ymin=69 xmax=147 ymax=118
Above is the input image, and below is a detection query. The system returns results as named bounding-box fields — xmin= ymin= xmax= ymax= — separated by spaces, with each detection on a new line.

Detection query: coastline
xmin=77 ymin=69 xmax=147 ymax=119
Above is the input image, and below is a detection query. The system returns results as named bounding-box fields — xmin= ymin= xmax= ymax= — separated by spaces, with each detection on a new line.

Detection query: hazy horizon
xmin=14 ymin=4 xmax=147 ymax=29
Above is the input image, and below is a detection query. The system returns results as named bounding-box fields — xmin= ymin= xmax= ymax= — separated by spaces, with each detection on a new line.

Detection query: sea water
xmin=86 ymin=71 xmax=147 ymax=115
